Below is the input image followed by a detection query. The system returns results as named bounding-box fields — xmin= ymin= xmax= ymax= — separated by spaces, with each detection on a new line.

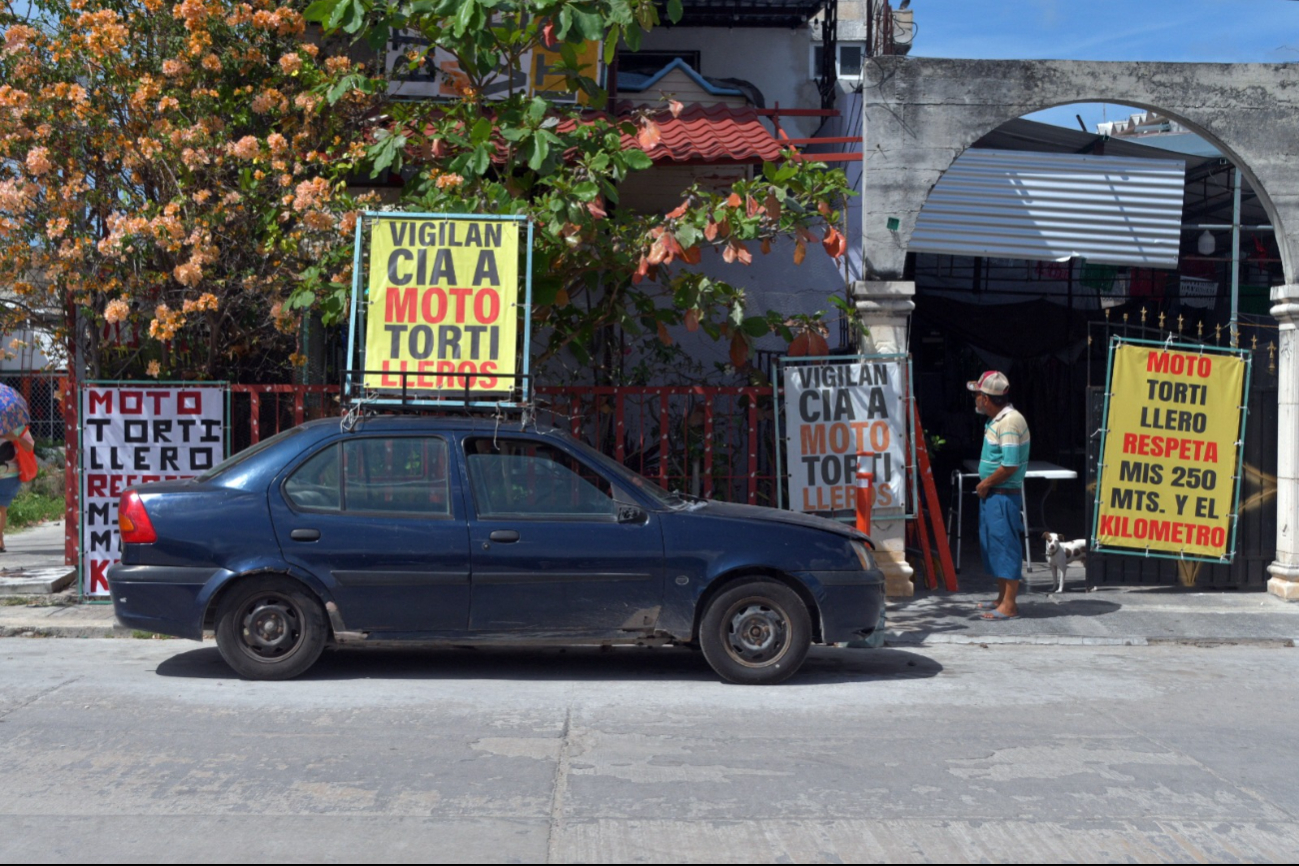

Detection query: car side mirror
xmin=617 ymin=504 xmax=647 ymax=524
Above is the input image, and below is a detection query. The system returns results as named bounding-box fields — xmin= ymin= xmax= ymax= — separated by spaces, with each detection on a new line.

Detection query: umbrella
xmin=0 ymin=383 xmax=31 ymax=435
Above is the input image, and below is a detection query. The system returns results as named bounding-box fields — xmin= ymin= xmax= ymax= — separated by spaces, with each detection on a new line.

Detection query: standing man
xmin=968 ymin=371 xmax=1030 ymax=619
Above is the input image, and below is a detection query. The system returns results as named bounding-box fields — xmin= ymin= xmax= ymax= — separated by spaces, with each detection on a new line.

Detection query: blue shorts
xmin=979 ymin=492 xmax=1024 ymax=580
xmin=0 ymin=475 xmax=20 ymax=508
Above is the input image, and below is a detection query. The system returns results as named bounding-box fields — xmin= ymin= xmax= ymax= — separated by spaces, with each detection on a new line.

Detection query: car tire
xmin=699 ymin=580 xmax=811 ymax=685
xmin=215 ymin=577 xmax=327 ymax=680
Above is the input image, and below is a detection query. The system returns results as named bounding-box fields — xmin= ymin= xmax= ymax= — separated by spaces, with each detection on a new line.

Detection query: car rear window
xmin=195 ymin=425 xmax=305 ymax=483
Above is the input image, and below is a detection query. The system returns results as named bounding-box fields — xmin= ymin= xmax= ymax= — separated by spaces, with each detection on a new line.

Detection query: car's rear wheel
xmin=215 ymin=577 xmax=327 ymax=680
xmin=699 ymin=580 xmax=811 ymax=685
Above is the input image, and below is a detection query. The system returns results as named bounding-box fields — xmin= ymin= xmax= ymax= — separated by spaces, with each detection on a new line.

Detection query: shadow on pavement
xmin=154 ymin=644 xmax=942 ymax=684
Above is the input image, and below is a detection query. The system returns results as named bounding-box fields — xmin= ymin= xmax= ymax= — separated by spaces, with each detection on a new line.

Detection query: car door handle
xmin=290 ymin=529 xmax=321 ymax=541
xmin=489 ymin=530 xmax=520 ymax=543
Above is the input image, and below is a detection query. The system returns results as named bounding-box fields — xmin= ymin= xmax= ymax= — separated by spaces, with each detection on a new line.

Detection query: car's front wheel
xmin=699 ymin=580 xmax=811 ymax=685
xmin=215 ymin=577 xmax=327 ymax=680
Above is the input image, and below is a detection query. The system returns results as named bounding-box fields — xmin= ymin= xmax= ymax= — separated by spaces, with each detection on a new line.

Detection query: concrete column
xmin=853 ymin=279 xmax=916 ymax=597
xmin=1268 ymin=284 xmax=1299 ymax=600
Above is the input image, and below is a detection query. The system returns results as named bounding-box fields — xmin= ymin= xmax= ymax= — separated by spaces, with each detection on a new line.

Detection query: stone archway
xmin=855 ymin=57 xmax=1299 ymax=599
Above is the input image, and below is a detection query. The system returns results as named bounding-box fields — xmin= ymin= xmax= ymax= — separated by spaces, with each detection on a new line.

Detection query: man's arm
xmin=976 ymin=464 xmax=1018 ymax=498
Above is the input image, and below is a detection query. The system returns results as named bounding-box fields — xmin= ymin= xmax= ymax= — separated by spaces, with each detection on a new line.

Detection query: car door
xmin=461 ymin=435 xmax=665 ymax=633
xmin=269 ymin=434 xmax=471 ymax=632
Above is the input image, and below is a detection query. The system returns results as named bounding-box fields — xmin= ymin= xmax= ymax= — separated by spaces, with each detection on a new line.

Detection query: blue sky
xmin=908 ymin=0 xmax=1299 ymax=130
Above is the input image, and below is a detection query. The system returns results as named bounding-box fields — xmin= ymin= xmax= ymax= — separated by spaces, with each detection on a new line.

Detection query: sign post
xmin=1092 ymin=338 xmax=1251 ymax=562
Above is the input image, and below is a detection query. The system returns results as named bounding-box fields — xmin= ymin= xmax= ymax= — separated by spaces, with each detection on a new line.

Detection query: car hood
xmin=689 ymin=500 xmax=871 ymax=545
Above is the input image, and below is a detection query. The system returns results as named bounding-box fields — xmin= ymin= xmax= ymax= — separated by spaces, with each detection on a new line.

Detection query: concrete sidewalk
xmin=1 ymin=520 xmax=1298 ymax=644
xmin=886 ymin=555 xmax=1299 ymax=647
xmin=0 ymin=520 xmax=117 ymax=638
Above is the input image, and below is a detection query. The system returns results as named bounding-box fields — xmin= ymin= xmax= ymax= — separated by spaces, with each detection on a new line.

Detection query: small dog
xmin=1042 ymin=532 xmax=1087 ymax=593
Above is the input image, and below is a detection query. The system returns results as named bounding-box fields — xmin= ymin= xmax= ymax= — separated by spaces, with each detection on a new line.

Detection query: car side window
xmin=342 ymin=437 xmax=451 ymax=517
xmin=284 ymin=437 xmax=451 ymax=517
xmin=465 ymin=437 xmax=615 ymax=520
xmin=284 ymin=444 xmax=342 ymax=511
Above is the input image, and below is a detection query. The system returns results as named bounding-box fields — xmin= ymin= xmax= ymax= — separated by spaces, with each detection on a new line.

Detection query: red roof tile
xmin=623 ymin=104 xmax=787 ymax=164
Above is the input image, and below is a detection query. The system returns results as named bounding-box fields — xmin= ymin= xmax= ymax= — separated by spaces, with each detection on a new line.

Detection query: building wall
xmin=635 ymin=27 xmax=823 ymax=138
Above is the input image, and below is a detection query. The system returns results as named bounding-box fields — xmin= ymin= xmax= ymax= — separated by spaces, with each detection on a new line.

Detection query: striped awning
xmin=910 ymin=149 xmax=1188 ymax=268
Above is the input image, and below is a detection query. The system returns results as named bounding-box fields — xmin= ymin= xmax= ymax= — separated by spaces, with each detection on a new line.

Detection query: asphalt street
xmin=2 ymin=639 xmax=1298 ymax=863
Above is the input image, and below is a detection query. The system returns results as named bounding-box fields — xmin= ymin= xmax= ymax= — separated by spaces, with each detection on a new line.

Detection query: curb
xmin=0 ymin=623 xmax=125 ymax=639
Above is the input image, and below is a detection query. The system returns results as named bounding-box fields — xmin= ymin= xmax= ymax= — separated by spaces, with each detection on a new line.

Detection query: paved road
xmin=2 ymin=639 xmax=1298 ymax=863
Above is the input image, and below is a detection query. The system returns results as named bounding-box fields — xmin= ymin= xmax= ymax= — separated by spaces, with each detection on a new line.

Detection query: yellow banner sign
xmin=364 ymin=217 xmax=518 ymax=392
xmin=1096 ymin=344 xmax=1246 ymax=558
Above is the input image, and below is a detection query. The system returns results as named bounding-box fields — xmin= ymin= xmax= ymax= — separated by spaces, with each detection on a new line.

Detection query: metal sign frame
xmin=345 ymin=212 xmax=534 ymax=411
xmin=773 ymin=353 xmax=918 ymax=521
xmin=1090 ymin=335 xmax=1252 ymax=564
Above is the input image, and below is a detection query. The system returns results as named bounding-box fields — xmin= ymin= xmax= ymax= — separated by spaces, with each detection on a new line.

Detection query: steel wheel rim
xmin=723 ymin=599 xmax=790 ymax=668
xmin=237 ymin=593 xmax=304 ymax=660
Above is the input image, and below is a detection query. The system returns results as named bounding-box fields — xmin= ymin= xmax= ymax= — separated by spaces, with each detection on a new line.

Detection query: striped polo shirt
xmin=979 ymin=405 xmax=1030 ymax=490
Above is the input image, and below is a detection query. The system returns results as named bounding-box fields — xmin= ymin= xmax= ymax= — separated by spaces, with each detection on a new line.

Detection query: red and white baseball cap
xmin=967 ymin=370 xmax=1010 ymax=396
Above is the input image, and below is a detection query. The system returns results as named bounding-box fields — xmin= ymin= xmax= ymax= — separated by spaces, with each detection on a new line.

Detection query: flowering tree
xmin=1 ymin=0 xmax=853 ymax=385
xmin=303 ymin=0 xmax=854 ymax=381
xmin=0 ymin=0 xmax=373 ymax=380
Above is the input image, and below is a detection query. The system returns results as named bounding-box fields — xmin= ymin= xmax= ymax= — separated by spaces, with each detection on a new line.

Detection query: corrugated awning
xmin=910 ymin=149 xmax=1188 ymax=268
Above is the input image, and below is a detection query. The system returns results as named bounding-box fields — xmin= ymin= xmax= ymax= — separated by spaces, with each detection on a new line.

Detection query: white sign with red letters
xmin=80 ymin=385 xmax=224 ymax=597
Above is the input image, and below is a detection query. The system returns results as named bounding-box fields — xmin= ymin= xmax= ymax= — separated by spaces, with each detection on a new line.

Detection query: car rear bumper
xmin=795 ymin=570 xmax=887 ymax=644
xmin=107 ymin=564 xmax=227 ymax=641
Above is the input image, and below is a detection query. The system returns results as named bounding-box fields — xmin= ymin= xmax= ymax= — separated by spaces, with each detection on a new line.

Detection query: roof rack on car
xmin=338 ymin=369 xmax=544 ymax=432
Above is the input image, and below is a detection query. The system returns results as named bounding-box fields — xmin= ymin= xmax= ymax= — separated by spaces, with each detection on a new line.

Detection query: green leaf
xmin=572 ymin=8 xmax=603 ymax=41
xmin=470 ymin=145 xmax=491 ymax=176
xmin=572 ymin=181 xmax=599 ymax=201
xmin=531 ymin=278 xmax=561 ymax=307
xmin=567 ymin=340 xmax=591 ymax=365
xmin=341 ymin=0 xmax=367 ymax=34
xmin=603 ymin=27 xmax=620 ymax=65
xmin=325 ymin=0 xmax=350 ymax=30
xmin=623 ymin=150 xmax=653 ymax=170
xmin=557 ymin=5 xmax=573 ymax=38
xmin=470 ymin=117 xmax=493 ymax=144
xmin=303 ymin=0 xmax=341 ymax=25
xmin=676 ymin=222 xmax=699 ymax=248
xmin=667 ymin=0 xmax=684 ymax=23
xmin=741 ymin=316 xmax=771 ymax=338
xmin=453 ymin=0 xmax=476 ymax=36
xmin=527 ymin=137 xmax=550 ymax=171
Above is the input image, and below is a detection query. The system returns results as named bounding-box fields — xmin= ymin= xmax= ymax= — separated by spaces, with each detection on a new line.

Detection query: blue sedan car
xmin=108 ymin=416 xmax=886 ymax=684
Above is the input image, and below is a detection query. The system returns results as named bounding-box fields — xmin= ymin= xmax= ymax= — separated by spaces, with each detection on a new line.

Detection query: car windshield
xmin=195 ymin=426 xmax=305 ymax=482
xmin=551 ymin=431 xmax=682 ymax=508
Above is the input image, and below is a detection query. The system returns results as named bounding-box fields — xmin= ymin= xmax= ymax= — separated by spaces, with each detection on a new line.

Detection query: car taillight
xmin=119 ymin=490 xmax=158 ymax=544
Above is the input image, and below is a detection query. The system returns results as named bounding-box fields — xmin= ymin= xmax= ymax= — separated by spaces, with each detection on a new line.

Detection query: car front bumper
xmin=795 ymin=570 xmax=888 ymax=644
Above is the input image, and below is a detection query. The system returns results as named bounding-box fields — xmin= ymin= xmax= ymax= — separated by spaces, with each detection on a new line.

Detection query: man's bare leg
xmin=996 ymin=579 xmax=1020 ymax=617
